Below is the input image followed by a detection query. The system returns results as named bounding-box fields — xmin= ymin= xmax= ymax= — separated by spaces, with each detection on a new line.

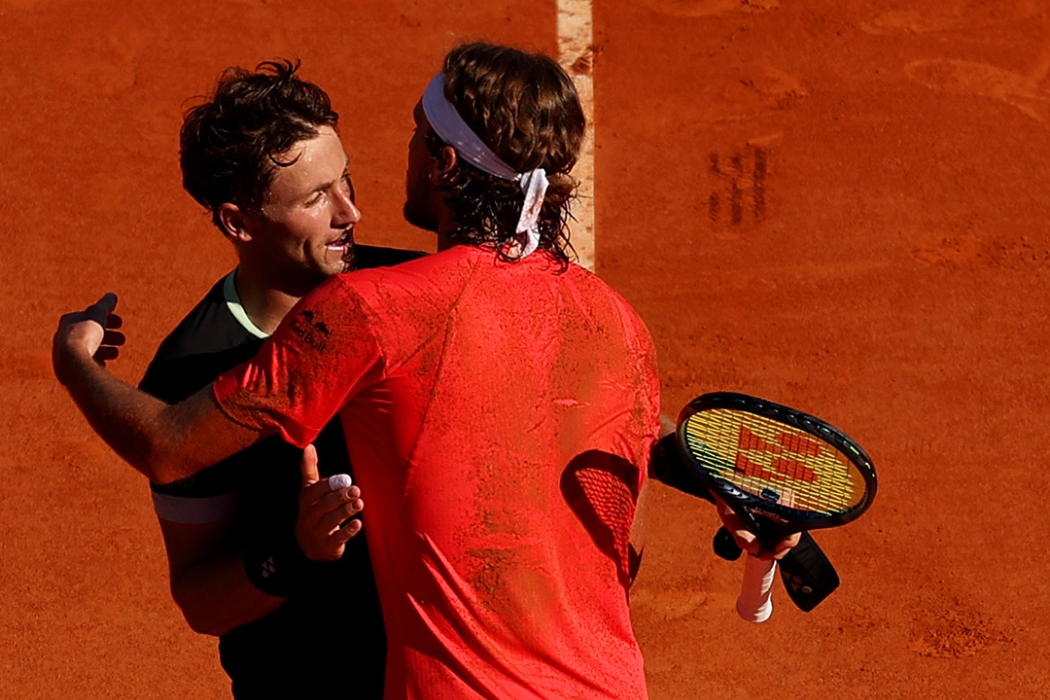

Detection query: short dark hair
xmin=180 ymin=59 xmax=339 ymax=230
xmin=429 ymin=43 xmax=586 ymax=266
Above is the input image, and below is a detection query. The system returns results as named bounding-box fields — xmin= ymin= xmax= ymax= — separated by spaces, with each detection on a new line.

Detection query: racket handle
xmin=736 ymin=554 xmax=776 ymax=623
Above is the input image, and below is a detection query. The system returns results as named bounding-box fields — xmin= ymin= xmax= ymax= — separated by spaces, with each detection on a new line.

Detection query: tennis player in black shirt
xmin=141 ymin=60 xmax=420 ymax=699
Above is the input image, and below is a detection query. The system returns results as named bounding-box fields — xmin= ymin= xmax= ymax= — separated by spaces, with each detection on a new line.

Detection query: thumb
xmin=84 ymin=293 xmax=118 ymax=326
xmin=94 ymin=292 xmax=118 ymax=314
xmin=300 ymin=443 xmax=320 ymax=487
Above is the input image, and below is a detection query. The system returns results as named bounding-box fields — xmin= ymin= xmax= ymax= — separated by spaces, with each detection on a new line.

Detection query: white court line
xmin=557 ymin=0 xmax=596 ymax=272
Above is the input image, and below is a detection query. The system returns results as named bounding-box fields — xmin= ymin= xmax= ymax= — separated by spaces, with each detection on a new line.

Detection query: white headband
xmin=421 ymin=72 xmax=548 ymax=259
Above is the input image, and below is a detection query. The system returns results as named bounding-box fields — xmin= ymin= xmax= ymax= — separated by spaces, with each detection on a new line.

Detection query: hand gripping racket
xmin=675 ymin=393 xmax=877 ymax=621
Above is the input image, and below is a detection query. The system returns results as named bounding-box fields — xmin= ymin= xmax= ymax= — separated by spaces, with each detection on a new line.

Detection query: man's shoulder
xmin=147 ymin=275 xmax=247 ymax=361
xmin=354 ymin=244 xmax=427 ymax=270
xmin=567 ymin=261 xmax=647 ymax=316
xmin=339 ymin=245 xmax=475 ymax=291
xmin=139 ymin=274 xmax=263 ymax=402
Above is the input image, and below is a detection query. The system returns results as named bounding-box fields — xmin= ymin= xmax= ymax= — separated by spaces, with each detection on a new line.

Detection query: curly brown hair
xmin=179 ymin=59 xmax=339 ymax=231
xmin=429 ymin=43 xmax=586 ymax=266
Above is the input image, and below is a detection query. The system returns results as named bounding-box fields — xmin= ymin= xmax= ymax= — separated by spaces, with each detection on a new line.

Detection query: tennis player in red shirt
xmin=56 ymin=43 xmax=668 ymax=698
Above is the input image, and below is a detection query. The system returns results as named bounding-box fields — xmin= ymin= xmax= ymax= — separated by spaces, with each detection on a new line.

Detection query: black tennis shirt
xmin=140 ymin=245 xmax=424 ymax=699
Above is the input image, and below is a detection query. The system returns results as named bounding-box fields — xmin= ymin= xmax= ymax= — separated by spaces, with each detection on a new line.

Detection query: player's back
xmin=343 ymin=245 xmax=660 ymax=699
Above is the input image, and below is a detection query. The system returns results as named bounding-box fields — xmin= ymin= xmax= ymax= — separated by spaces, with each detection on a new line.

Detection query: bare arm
xmin=52 ymin=293 xmax=263 ymax=483
xmin=158 ymin=445 xmax=366 ymax=636
xmin=159 ymin=515 xmax=284 ymax=637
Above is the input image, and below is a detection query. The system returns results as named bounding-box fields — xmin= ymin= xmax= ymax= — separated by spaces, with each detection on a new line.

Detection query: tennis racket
xmin=675 ymin=392 xmax=877 ymax=622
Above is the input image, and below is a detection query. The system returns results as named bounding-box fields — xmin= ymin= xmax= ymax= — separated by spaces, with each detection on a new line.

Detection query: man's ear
xmin=216 ymin=203 xmax=253 ymax=242
xmin=429 ymin=145 xmax=458 ymax=185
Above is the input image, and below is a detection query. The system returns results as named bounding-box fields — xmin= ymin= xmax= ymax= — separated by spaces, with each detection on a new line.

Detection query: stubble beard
xmin=403 ymin=173 xmax=439 ymax=233
xmin=403 ymin=200 xmax=439 ymax=232
xmin=341 ymin=235 xmax=357 ymax=273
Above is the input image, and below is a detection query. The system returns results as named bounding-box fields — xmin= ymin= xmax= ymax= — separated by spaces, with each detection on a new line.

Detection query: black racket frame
xmin=676 ymin=391 xmax=877 ymax=536
xmin=675 ymin=392 xmax=878 ymax=612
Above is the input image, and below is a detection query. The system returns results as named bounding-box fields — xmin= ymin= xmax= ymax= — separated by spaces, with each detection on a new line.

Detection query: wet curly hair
xmin=179 ymin=59 xmax=339 ymax=230
xmin=428 ymin=43 xmax=586 ymax=266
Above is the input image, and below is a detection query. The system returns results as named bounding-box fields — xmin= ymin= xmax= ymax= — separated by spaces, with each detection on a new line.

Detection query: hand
xmin=52 ymin=293 xmax=125 ymax=384
xmin=295 ymin=444 xmax=364 ymax=561
xmin=715 ymin=497 xmax=801 ymax=561
xmin=658 ymin=413 xmax=676 ymax=438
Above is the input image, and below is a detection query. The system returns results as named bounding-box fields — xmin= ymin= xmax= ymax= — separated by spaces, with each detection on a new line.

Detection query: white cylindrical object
xmin=736 ymin=554 xmax=777 ymax=623
xmin=328 ymin=474 xmax=352 ymax=491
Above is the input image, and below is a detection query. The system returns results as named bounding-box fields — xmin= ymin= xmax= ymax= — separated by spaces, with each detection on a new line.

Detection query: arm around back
xmin=158 ymin=515 xmax=284 ymax=637
xmin=53 ymin=293 xmax=265 ymax=482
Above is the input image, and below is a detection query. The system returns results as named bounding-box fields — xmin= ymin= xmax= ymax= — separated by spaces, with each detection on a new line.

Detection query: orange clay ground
xmin=2 ymin=0 xmax=1048 ymax=697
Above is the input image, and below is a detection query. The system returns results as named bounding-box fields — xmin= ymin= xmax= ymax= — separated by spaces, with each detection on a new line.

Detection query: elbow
xmin=182 ymin=610 xmax=222 ymax=637
xmin=139 ymin=431 xmax=190 ymax=485
xmin=171 ymin=586 xmax=231 ymax=637
xmin=140 ymin=399 xmax=221 ymax=484
xmin=147 ymin=456 xmax=185 ymax=486
xmin=183 ymin=613 xmax=229 ymax=638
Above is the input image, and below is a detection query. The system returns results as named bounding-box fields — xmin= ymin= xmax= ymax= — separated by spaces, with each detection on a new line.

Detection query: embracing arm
xmin=159 ymin=445 xmax=366 ymax=636
xmin=52 ymin=294 xmax=262 ymax=483
xmin=160 ymin=515 xmax=284 ymax=636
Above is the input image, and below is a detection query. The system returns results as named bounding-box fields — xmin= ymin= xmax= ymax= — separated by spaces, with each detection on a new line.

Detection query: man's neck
xmin=436 ymin=210 xmax=458 ymax=251
xmin=436 ymin=232 xmax=456 ymax=251
xmin=232 ymin=267 xmax=303 ymax=336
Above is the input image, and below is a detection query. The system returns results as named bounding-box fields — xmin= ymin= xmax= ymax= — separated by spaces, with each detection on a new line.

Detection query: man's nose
xmin=334 ymin=190 xmax=361 ymax=226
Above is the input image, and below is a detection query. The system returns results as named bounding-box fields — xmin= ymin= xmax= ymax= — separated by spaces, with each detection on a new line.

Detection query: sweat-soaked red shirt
xmin=214 ymin=245 xmax=661 ymax=700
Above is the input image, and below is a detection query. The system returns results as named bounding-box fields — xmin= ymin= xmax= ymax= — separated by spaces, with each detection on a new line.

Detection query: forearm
xmin=649 ymin=433 xmax=715 ymax=503
xmin=56 ymin=351 xmax=259 ymax=484
xmin=58 ymin=352 xmax=175 ymax=479
xmin=172 ymin=550 xmax=284 ymax=637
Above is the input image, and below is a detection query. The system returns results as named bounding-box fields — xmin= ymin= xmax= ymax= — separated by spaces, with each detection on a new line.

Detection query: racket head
xmin=676 ymin=392 xmax=877 ymax=530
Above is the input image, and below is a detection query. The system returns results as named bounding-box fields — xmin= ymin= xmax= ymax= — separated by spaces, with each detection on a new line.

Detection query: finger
xmin=767 ymin=532 xmax=802 ymax=561
xmin=86 ymin=293 xmax=118 ymax=325
xmin=94 ymin=346 xmax=120 ymax=363
xmin=104 ymin=313 xmax=123 ymax=330
xmin=317 ymin=498 xmax=364 ymax=533
xmin=714 ymin=499 xmax=749 ymax=535
xmin=317 ymin=498 xmax=365 ymax=532
xmin=298 ymin=482 xmax=339 ymax=517
xmin=102 ymin=330 xmax=126 ymax=346
xmin=734 ymin=529 xmax=762 ymax=556
xmin=331 ymin=518 xmax=363 ymax=543
xmin=298 ymin=486 xmax=359 ymax=534
xmin=300 ymin=444 xmax=320 ymax=488
xmin=304 ymin=483 xmax=360 ymax=513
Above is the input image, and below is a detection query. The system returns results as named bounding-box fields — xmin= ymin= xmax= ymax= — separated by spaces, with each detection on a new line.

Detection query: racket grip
xmin=736 ymin=554 xmax=776 ymax=623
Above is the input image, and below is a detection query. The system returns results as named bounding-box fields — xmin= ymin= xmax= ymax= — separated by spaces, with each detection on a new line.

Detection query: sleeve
xmin=142 ymin=353 xmax=242 ymax=523
xmin=212 ymin=277 xmax=386 ymax=448
xmin=150 ymin=489 xmax=239 ymax=524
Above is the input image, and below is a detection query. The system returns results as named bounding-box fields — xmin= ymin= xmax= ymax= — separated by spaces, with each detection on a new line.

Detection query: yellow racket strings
xmin=683 ymin=409 xmax=866 ymax=514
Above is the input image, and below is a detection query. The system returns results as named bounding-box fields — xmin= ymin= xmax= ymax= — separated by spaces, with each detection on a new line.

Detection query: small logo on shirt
xmin=290 ymin=309 xmax=331 ymax=352
xmin=261 ymin=556 xmax=276 ymax=579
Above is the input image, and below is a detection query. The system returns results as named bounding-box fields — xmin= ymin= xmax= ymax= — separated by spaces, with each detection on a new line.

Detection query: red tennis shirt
xmin=214 ymin=245 xmax=660 ymax=699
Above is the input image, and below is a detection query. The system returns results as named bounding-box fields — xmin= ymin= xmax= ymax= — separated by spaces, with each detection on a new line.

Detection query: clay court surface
xmin=2 ymin=0 xmax=1048 ymax=697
